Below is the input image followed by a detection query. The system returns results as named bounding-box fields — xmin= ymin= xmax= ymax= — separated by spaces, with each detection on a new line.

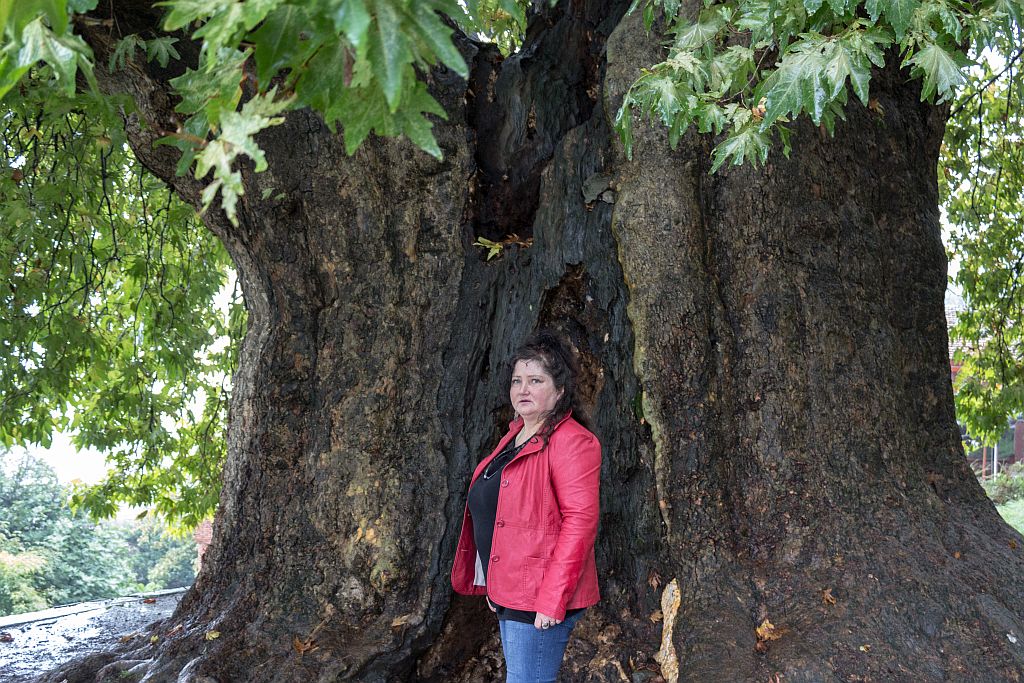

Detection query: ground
xmin=0 ymin=589 xmax=185 ymax=681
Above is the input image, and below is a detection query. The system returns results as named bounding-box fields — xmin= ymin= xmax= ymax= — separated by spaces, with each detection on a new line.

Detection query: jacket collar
xmin=471 ymin=411 xmax=574 ymax=485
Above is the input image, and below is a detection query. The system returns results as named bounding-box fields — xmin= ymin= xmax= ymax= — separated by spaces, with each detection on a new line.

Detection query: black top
xmin=468 ymin=437 xmax=584 ymax=625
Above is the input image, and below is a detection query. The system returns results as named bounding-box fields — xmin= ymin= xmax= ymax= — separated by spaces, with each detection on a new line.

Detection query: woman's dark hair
xmin=510 ymin=329 xmax=592 ymax=444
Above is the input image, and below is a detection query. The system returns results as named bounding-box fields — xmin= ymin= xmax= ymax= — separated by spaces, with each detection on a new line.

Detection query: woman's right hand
xmin=486 ymin=597 xmax=497 ymax=612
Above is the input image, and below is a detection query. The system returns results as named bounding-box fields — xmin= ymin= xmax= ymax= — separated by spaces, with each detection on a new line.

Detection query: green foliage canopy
xmin=942 ymin=39 xmax=1024 ymax=445
xmin=616 ymin=0 xmax=1018 ymax=170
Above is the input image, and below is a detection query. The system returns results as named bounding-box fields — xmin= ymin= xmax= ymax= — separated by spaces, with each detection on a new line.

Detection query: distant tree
xmin=0 ymin=454 xmax=64 ymax=546
xmin=0 ymin=454 xmax=196 ymax=614
xmin=122 ymin=518 xmax=196 ymax=590
xmin=37 ymin=517 xmax=135 ymax=606
xmin=146 ymin=543 xmax=196 ymax=590
xmin=0 ymin=546 xmax=47 ymax=615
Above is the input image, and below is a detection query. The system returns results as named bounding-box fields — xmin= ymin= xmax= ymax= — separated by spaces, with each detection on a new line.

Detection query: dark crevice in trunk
xmin=466 ymin=1 xmax=619 ymax=244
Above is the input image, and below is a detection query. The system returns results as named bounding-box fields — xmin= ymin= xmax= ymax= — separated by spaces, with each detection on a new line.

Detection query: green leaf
xmin=710 ymin=122 xmax=771 ymax=172
xmin=296 ymin=40 xmax=349 ymax=119
xmin=190 ymin=0 xmax=281 ymax=51
xmin=882 ymin=0 xmax=920 ymax=40
xmin=825 ymin=0 xmax=848 ymax=15
xmin=333 ymin=0 xmax=372 ymax=50
xmin=761 ymin=44 xmax=827 ymax=127
xmin=671 ymin=11 xmax=726 ymax=53
xmin=160 ymin=0 xmax=229 ymax=32
xmin=109 ymin=34 xmax=145 ymax=72
xmin=803 ymin=0 xmax=824 ymax=15
xmin=146 ymin=37 xmax=180 ymax=68
xmin=411 ymin=3 xmax=468 ymax=78
xmin=369 ymin=0 xmax=412 ymax=111
xmin=17 ymin=18 xmax=85 ymax=95
xmin=38 ymin=0 xmax=68 ymax=35
xmin=337 ymin=85 xmax=391 ymax=153
xmin=0 ymin=53 xmax=31 ymax=102
xmin=905 ymin=42 xmax=967 ymax=102
xmin=250 ymin=4 xmax=311 ymax=85
xmin=67 ymin=0 xmax=98 ymax=12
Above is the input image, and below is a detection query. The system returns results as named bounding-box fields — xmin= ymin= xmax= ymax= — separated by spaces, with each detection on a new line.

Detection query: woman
xmin=451 ymin=330 xmax=602 ymax=682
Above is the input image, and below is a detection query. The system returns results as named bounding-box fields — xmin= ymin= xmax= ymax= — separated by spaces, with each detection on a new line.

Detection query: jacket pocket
xmin=522 ymin=555 xmax=548 ymax=600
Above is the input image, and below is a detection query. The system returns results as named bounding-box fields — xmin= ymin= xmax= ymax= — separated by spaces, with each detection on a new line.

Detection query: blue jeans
xmin=498 ymin=610 xmax=585 ymax=683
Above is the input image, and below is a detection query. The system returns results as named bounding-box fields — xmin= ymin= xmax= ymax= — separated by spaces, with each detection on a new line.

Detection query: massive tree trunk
xmin=45 ymin=1 xmax=1024 ymax=681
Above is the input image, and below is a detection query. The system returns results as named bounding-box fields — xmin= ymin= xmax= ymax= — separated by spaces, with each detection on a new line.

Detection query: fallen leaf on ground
xmin=822 ymin=588 xmax=837 ymax=606
xmin=649 ymin=610 xmax=663 ymax=623
xmin=859 ymin=644 xmax=871 ymax=652
xmin=142 ymin=598 xmax=157 ymax=604
xmin=205 ymin=630 xmax=220 ymax=641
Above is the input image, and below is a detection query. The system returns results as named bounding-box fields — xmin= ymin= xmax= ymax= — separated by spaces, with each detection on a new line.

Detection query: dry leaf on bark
xmin=391 ymin=614 xmax=414 ymax=629
xmin=205 ymin=630 xmax=220 ymax=640
xmin=293 ymin=636 xmax=318 ymax=655
xmin=822 ymin=588 xmax=837 ymax=605
xmin=756 ymin=619 xmax=783 ymax=642
xmin=755 ymin=619 xmax=787 ymax=651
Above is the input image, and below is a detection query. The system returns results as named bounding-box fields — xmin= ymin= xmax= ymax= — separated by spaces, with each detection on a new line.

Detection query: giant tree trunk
xmin=47 ymin=1 xmax=1024 ymax=681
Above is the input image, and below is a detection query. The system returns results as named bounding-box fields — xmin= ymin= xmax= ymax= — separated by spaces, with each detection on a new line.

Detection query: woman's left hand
xmin=534 ymin=611 xmax=562 ymax=630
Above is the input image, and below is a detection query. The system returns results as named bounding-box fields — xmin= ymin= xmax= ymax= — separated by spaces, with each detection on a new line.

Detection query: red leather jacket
xmin=451 ymin=413 xmax=601 ymax=620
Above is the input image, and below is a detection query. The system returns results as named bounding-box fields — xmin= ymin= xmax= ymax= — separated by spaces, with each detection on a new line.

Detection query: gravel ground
xmin=0 ymin=588 xmax=187 ymax=682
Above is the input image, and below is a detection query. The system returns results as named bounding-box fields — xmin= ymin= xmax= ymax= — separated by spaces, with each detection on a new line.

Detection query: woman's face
xmin=510 ymin=359 xmax=563 ymax=424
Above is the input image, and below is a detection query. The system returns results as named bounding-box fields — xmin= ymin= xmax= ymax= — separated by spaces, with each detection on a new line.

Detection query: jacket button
xmin=496 ymin=520 xmax=505 ymax=528
xmin=491 ymin=555 xmax=500 ymax=562
xmin=501 ymin=480 xmax=509 ymax=487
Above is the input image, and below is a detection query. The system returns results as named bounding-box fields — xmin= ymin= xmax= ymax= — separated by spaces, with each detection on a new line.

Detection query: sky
xmin=14 ymin=432 xmax=107 ymax=485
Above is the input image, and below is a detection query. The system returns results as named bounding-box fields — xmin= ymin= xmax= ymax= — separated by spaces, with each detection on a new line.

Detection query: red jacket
xmin=451 ymin=413 xmax=601 ymax=620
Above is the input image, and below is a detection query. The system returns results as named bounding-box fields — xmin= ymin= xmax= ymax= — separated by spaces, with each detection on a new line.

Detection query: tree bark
xmin=45 ymin=1 xmax=1024 ymax=681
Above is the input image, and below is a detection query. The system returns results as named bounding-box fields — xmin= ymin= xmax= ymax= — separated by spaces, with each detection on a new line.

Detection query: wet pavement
xmin=0 ymin=588 xmax=187 ymax=681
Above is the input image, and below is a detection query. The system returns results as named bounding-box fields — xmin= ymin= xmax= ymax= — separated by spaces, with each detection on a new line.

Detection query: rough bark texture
xmin=41 ymin=1 xmax=1024 ymax=681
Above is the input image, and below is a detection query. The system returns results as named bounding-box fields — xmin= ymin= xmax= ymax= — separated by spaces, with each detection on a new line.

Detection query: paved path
xmin=0 ymin=588 xmax=187 ymax=681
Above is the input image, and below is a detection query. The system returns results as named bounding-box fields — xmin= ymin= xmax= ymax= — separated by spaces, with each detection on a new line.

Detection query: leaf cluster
xmin=0 ymin=75 xmax=240 ymax=527
xmin=151 ymin=0 xmax=477 ymax=222
xmin=616 ymin=0 xmax=1020 ymax=171
xmin=942 ymin=30 xmax=1024 ymax=445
